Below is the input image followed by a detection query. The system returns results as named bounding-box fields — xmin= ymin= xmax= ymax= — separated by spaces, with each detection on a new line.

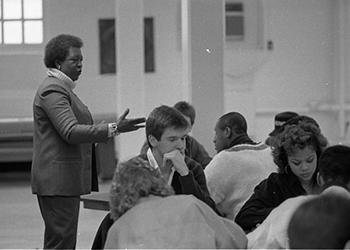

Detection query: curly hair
xmin=272 ymin=120 xmax=328 ymax=180
xmin=109 ymin=156 xmax=174 ymax=221
xmin=44 ymin=34 xmax=83 ymax=68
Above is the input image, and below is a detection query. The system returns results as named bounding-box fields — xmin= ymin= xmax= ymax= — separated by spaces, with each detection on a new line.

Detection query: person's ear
xmin=54 ymin=60 xmax=61 ymax=70
xmin=317 ymin=172 xmax=325 ymax=187
xmin=148 ymin=135 xmax=158 ymax=148
xmin=224 ymin=126 xmax=232 ymax=138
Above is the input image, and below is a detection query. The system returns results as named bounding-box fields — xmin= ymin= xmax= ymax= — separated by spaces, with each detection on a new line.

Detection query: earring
xmin=57 ymin=65 xmax=61 ymax=70
xmin=284 ymin=165 xmax=289 ymax=174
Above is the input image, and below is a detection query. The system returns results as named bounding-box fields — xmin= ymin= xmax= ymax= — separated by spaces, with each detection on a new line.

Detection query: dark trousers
xmin=37 ymin=195 xmax=80 ymax=249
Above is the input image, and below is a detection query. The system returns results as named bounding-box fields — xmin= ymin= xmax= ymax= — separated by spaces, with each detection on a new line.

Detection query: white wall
xmin=0 ymin=0 xmax=349 ymax=154
xmin=254 ymin=0 xmax=340 ymax=144
xmin=0 ymin=0 xmax=118 ymax=118
xmin=0 ymin=53 xmax=44 ymax=118
xmin=143 ymin=0 xmax=183 ymax=115
xmin=222 ymin=0 xmax=345 ymax=147
xmin=45 ymin=0 xmax=118 ymax=115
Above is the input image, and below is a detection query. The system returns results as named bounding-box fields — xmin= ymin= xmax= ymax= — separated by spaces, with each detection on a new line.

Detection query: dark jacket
xmin=140 ymin=135 xmax=212 ymax=168
xmin=92 ymin=153 xmax=218 ymax=249
xmin=32 ymin=76 xmax=109 ymax=195
xmin=185 ymin=136 xmax=212 ymax=168
xmin=234 ymin=172 xmax=306 ymax=232
xmin=139 ymin=153 xmax=216 ymax=210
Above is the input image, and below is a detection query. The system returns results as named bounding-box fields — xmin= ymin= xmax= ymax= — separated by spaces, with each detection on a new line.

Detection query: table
xmin=80 ymin=192 xmax=110 ymax=211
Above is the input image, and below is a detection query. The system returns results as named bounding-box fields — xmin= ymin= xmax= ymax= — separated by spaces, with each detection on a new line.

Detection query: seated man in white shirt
xmin=247 ymin=144 xmax=350 ymax=249
xmin=205 ymin=112 xmax=277 ymax=220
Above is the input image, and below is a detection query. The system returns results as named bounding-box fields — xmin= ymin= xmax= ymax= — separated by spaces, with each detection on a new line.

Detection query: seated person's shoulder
xmin=254 ymin=172 xmax=282 ymax=191
xmin=136 ymin=153 xmax=148 ymax=160
xmin=265 ymin=172 xmax=287 ymax=183
xmin=186 ymin=135 xmax=204 ymax=147
xmin=186 ymin=134 xmax=195 ymax=144
xmin=205 ymin=150 xmax=243 ymax=176
xmin=184 ymin=155 xmax=203 ymax=171
xmin=266 ymin=172 xmax=297 ymax=187
xmin=173 ymin=194 xmax=205 ymax=208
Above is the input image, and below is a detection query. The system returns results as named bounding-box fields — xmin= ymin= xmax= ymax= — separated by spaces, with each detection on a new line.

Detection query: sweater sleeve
xmin=178 ymin=158 xmax=220 ymax=215
xmin=204 ymin=154 xmax=227 ymax=205
xmin=234 ymin=173 xmax=281 ymax=232
xmin=39 ymin=84 xmax=109 ymax=144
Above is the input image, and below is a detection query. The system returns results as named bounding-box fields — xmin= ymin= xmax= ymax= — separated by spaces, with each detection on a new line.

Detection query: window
xmin=99 ymin=19 xmax=116 ymax=74
xmin=0 ymin=0 xmax=43 ymax=44
xmin=144 ymin=17 xmax=155 ymax=73
xmin=225 ymin=2 xmax=244 ymax=41
xmin=98 ymin=17 xmax=155 ymax=74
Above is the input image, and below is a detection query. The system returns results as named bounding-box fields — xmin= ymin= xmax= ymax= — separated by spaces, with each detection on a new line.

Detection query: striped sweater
xmin=205 ymin=142 xmax=278 ymax=220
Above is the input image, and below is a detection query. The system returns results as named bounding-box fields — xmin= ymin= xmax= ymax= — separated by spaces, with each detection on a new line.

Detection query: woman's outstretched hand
xmin=116 ymin=108 xmax=146 ymax=133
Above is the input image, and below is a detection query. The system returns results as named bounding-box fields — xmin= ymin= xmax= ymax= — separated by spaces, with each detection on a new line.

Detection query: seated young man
xmin=204 ymin=112 xmax=277 ymax=219
xmin=92 ymin=105 xmax=218 ymax=249
xmin=246 ymin=144 xmax=350 ymax=249
xmin=140 ymin=101 xmax=212 ymax=168
xmin=104 ymin=158 xmax=247 ymax=249
xmin=139 ymin=105 xmax=217 ymax=209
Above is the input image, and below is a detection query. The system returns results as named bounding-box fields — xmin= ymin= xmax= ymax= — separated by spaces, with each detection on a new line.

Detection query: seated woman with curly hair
xmin=235 ymin=116 xmax=328 ymax=232
xmin=104 ymin=157 xmax=247 ymax=249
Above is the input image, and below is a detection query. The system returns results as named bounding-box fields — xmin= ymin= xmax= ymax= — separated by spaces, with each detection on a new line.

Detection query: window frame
xmin=0 ymin=0 xmax=44 ymax=54
xmin=225 ymin=1 xmax=244 ymax=41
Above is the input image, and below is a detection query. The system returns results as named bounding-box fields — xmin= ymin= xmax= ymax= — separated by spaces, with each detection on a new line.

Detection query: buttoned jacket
xmin=31 ymin=76 xmax=110 ymax=196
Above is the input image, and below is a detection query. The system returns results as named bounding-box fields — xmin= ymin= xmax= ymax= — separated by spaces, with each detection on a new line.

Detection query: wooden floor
xmin=0 ymin=167 xmax=112 ymax=249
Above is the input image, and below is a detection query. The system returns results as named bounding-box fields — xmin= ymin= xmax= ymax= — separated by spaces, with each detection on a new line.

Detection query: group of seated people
xmin=93 ymin=101 xmax=350 ymax=249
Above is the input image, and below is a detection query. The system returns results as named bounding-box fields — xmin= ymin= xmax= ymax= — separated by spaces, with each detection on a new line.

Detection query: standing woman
xmin=235 ymin=116 xmax=328 ymax=232
xmin=31 ymin=34 xmax=145 ymax=249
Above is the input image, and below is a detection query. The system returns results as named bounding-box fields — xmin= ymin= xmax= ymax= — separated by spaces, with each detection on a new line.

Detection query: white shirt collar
xmin=47 ymin=68 xmax=77 ymax=90
xmin=146 ymin=148 xmax=175 ymax=186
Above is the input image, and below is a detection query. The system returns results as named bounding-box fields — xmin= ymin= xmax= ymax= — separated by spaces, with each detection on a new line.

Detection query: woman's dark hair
xmin=318 ymin=145 xmax=350 ymax=190
xmin=272 ymin=120 xmax=328 ymax=184
xmin=44 ymin=34 xmax=83 ymax=68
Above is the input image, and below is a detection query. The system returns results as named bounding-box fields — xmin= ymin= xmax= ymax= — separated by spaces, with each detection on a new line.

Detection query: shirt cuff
xmin=108 ymin=123 xmax=119 ymax=137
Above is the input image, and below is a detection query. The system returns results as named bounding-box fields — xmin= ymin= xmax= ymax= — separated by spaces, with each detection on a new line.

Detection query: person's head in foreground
xmin=109 ymin=157 xmax=174 ymax=221
xmin=272 ymin=118 xmax=328 ymax=192
xmin=288 ymin=193 xmax=350 ymax=249
xmin=288 ymin=144 xmax=350 ymax=249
